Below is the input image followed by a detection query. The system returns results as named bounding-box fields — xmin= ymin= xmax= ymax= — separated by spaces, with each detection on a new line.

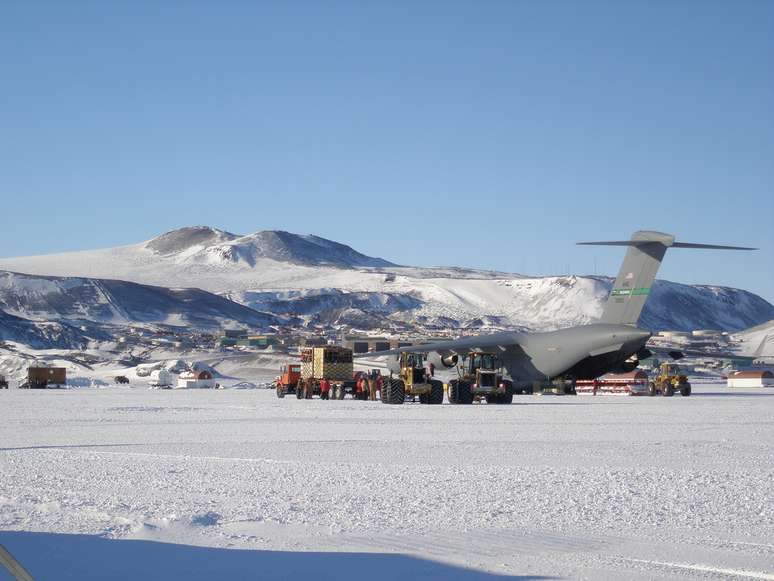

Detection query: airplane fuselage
xmin=372 ymin=230 xmax=752 ymax=389
xmin=494 ymin=324 xmax=651 ymax=387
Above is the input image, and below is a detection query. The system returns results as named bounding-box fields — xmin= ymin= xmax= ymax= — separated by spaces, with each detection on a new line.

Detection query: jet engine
xmin=426 ymin=351 xmax=459 ymax=369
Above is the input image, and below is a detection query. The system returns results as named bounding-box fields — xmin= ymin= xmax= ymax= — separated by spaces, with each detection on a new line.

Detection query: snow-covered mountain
xmin=0 ymin=227 xmax=397 ymax=292
xmin=0 ymin=226 xmax=772 ymax=341
xmin=0 ymin=271 xmax=280 ymax=332
xmin=196 ymin=230 xmax=395 ymax=268
xmin=0 ymin=309 xmax=107 ymax=350
xmin=227 ymin=276 xmax=774 ymax=333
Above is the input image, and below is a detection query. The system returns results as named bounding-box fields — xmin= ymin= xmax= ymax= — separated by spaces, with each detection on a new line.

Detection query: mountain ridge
xmin=144 ymin=227 xmax=396 ymax=268
xmin=0 ymin=226 xmax=771 ymax=341
xmin=0 ymin=270 xmax=280 ymax=332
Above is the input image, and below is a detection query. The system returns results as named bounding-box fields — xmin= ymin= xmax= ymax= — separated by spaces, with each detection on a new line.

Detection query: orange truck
xmin=275 ymin=363 xmax=301 ymax=398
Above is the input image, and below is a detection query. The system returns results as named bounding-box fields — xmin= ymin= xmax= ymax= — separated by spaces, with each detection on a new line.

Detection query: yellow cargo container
xmin=300 ymin=346 xmax=353 ymax=381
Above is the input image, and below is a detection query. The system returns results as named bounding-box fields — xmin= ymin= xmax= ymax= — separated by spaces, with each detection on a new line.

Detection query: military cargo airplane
xmin=362 ymin=231 xmax=756 ymax=390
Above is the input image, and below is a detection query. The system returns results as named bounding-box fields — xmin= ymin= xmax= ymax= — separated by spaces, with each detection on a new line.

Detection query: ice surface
xmin=1 ymin=385 xmax=772 ymax=580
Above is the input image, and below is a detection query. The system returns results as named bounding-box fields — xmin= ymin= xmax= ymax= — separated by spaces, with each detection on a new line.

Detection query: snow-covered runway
xmin=1 ymin=386 xmax=773 ymax=580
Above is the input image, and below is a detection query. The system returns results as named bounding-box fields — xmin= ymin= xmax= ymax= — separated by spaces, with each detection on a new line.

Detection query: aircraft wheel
xmin=501 ymin=380 xmax=514 ymax=404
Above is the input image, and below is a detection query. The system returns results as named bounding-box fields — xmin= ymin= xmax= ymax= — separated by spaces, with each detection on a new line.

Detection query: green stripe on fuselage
xmin=611 ymin=287 xmax=650 ymax=297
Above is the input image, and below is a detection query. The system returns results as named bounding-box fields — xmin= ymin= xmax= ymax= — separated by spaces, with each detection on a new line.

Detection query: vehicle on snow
xmin=648 ymin=362 xmax=691 ymax=396
xmin=448 ymin=352 xmax=514 ymax=404
xmin=382 ymin=352 xmax=444 ymax=405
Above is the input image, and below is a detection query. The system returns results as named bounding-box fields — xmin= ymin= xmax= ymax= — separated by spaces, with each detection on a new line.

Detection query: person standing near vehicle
xmin=320 ymin=378 xmax=331 ymax=400
xmin=368 ymin=371 xmax=378 ymax=401
xmin=375 ymin=373 xmax=383 ymax=400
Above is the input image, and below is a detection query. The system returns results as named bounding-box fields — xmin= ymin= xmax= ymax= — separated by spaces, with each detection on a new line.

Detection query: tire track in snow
xmin=352 ymin=528 xmax=602 ymax=561
xmin=615 ymin=557 xmax=774 ymax=580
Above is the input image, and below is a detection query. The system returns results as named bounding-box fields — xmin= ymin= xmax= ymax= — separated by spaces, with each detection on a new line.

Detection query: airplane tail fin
xmin=578 ymin=231 xmax=756 ymax=326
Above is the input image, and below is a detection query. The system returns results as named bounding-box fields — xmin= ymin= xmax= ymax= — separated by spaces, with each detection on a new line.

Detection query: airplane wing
xmin=646 ymin=345 xmax=756 ymax=361
xmin=354 ymin=331 xmax=520 ymax=358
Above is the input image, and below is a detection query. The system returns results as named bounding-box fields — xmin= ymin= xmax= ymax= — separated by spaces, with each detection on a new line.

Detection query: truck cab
xmin=275 ymin=363 xmax=302 ymax=398
xmin=466 ymin=352 xmax=501 ymax=392
xmin=401 ymin=352 xmax=428 ymax=388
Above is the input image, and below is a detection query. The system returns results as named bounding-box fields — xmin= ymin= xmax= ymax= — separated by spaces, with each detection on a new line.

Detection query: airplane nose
xmin=611 ymin=328 xmax=651 ymax=344
xmin=625 ymin=329 xmax=651 ymax=343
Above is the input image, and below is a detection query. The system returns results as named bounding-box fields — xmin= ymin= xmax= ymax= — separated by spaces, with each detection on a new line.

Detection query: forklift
xmin=448 ymin=351 xmax=514 ymax=404
xmin=648 ymin=362 xmax=691 ymax=397
xmin=382 ymin=352 xmax=444 ymax=405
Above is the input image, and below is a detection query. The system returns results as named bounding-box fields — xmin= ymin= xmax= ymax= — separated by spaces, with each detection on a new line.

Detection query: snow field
xmin=1 ymin=385 xmax=773 ymax=580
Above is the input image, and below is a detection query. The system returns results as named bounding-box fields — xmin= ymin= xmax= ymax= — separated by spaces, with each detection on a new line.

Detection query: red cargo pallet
xmin=576 ymin=371 xmax=650 ymax=396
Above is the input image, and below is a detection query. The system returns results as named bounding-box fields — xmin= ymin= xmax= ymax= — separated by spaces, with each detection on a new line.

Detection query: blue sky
xmin=1 ymin=1 xmax=772 ymax=301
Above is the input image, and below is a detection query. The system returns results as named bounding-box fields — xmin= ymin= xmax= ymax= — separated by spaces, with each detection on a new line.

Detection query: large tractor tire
xmin=680 ymin=382 xmax=692 ymax=397
xmin=448 ymin=380 xmax=461 ymax=404
xmin=428 ymin=380 xmax=444 ymax=404
xmin=499 ymin=381 xmax=514 ymax=404
xmin=648 ymin=381 xmax=657 ymax=397
xmin=449 ymin=380 xmax=473 ymax=404
xmin=276 ymin=384 xmax=286 ymax=398
xmin=662 ymin=382 xmax=675 ymax=397
xmin=382 ymin=378 xmax=406 ymax=405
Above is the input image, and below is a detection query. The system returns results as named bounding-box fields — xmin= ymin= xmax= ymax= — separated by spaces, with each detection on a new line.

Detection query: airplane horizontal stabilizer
xmin=579 ymin=230 xmax=757 ymax=326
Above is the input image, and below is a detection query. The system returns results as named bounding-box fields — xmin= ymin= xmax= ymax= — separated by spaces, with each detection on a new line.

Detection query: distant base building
xmin=176 ymin=370 xmax=215 ymax=389
xmin=26 ymin=366 xmax=67 ymax=389
xmin=298 ymin=336 xmax=329 ymax=348
xmin=727 ymin=370 xmax=774 ymax=388
xmin=219 ymin=329 xmax=278 ymax=349
xmin=343 ymin=336 xmax=425 ymax=354
xmin=148 ymin=369 xmax=174 ymax=388
xmin=657 ymin=331 xmax=691 ymax=341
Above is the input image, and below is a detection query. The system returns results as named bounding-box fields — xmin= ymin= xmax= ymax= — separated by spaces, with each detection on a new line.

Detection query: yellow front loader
xmin=649 ymin=362 xmax=691 ymax=397
xmin=382 ymin=352 xmax=444 ymax=405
